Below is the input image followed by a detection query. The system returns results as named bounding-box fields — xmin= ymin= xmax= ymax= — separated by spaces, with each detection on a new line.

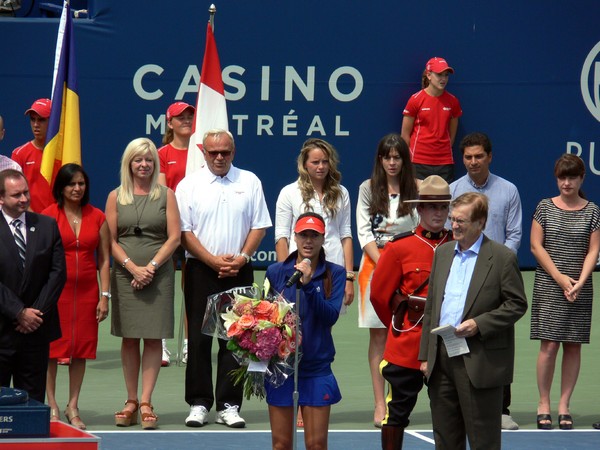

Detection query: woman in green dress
xmin=105 ymin=137 xmax=180 ymax=429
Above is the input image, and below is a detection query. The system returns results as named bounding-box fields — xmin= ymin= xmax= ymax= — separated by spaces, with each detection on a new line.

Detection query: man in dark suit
xmin=418 ymin=192 xmax=527 ymax=450
xmin=0 ymin=169 xmax=66 ymax=402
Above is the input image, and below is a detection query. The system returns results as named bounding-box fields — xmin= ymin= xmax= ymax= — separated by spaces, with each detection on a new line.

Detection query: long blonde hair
xmin=296 ymin=138 xmax=342 ymax=217
xmin=117 ymin=137 xmax=162 ymax=205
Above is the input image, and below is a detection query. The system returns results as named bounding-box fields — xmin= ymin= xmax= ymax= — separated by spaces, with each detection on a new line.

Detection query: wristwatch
xmin=101 ymin=291 xmax=112 ymax=299
xmin=239 ymin=252 xmax=251 ymax=264
xmin=150 ymin=260 xmax=158 ymax=268
xmin=346 ymin=271 xmax=356 ymax=282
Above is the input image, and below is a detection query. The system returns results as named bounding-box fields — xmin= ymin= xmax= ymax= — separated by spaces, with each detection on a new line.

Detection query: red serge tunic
xmin=42 ymin=203 xmax=106 ymax=359
xmin=370 ymin=225 xmax=451 ymax=369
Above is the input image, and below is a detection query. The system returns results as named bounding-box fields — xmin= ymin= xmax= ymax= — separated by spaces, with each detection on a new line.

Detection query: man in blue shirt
xmin=449 ymin=132 xmax=522 ymax=429
xmin=450 ymin=132 xmax=521 ymax=254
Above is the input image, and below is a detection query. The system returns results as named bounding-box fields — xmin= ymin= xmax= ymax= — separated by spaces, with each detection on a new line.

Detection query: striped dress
xmin=530 ymin=198 xmax=600 ymax=343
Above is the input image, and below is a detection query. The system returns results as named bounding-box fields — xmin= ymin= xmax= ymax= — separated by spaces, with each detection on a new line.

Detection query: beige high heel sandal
xmin=50 ymin=408 xmax=60 ymax=422
xmin=139 ymin=402 xmax=158 ymax=430
xmin=114 ymin=399 xmax=139 ymax=427
xmin=64 ymin=405 xmax=86 ymax=430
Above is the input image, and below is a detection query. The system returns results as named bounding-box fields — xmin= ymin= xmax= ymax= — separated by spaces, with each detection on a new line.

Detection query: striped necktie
xmin=11 ymin=219 xmax=26 ymax=268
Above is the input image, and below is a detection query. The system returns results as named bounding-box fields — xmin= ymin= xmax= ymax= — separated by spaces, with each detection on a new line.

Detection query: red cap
xmin=426 ymin=57 xmax=454 ymax=74
xmin=24 ymin=98 xmax=52 ymax=118
xmin=294 ymin=215 xmax=325 ymax=234
xmin=166 ymin=102 xmax=195 ymax=121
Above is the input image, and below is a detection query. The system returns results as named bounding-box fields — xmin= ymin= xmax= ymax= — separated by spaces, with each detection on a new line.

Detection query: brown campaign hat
xmin=404 ymin=175 xmax=451 ymax=203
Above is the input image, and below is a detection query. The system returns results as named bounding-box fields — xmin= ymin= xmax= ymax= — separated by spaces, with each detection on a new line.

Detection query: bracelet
xmin=122 ymin=257 xmax=131 ymax=267
xmin=346 ymin=271 xmax=355 ymax=282
xmin=101 ymin=291 xmax=112 ymax=299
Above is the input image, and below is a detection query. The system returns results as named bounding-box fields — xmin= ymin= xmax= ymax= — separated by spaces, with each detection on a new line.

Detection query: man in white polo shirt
xmin=176 ymin=129 xmax=272 ymax=429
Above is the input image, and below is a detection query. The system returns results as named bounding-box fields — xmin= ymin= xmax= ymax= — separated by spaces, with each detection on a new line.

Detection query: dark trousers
xmin=428 ymin=341 xmax=502 ymax=450
xmin=503 ymin=384 xmax=512 ymax=415
xmin=381 ymin=361 xmax=424 ymax=428
xmin=0 ymin=340 xmax=50 ymax=403
xmin=413 ymin=163 xmax=454 ymax=184
xmin=184 ymin=258 xmax=253 ymax=411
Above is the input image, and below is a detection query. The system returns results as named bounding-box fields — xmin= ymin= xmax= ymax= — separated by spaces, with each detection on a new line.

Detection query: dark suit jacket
xmin=418 ymin=235 xmax=528 ymax=389
xmin=0 ymin=211 xmax=66 ymax=348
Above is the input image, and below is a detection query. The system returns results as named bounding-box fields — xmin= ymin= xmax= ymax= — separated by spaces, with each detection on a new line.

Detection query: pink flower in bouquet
xmin=239 ymin=330 xmax=258 ymax=353
xmin=277 ymin=338 xmax=291 ymax=359
xmin=255 ymin=300 xmax=276 ymax=320
xmin=233 ymin=301 xmax=254 ymax=316
xmin=255 ymin=327 xmax=282 ymax=360
xmin=238 ymin=314 xmax=257 ymax=330
xmin=283 ymin=311 xmax=296 ymax=328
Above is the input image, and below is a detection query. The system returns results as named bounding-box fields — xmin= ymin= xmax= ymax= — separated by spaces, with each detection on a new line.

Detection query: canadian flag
xmin=186 ymin=22 xmax=229 ymax=175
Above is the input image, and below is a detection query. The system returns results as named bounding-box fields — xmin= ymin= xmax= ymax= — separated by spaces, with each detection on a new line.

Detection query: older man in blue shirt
xmin=419 ymin=192 xmax=527 ymax=450
xmin=449 ymin=132 xmax=522 ymax=430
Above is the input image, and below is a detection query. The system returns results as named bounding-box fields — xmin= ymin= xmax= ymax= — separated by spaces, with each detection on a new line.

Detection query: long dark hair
xmin=53 ymin=163 xmax=90 ymax=207
xmin=369 ymin=134 xmax=418 ymax=217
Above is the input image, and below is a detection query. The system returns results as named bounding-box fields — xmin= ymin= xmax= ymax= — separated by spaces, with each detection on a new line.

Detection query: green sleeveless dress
xmin=111 ymin=185 xmax=174 ymax=339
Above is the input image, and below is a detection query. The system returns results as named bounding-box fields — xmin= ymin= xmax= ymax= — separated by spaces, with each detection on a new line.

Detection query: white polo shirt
xmin=176 ymin=164 xmax=272 ymax=258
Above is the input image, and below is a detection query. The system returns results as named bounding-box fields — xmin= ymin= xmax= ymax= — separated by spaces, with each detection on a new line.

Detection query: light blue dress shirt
xmin=449 ymin=173 xmax=522 ymax=254
xmin=439 ymin=234 xmax=484 ymax=328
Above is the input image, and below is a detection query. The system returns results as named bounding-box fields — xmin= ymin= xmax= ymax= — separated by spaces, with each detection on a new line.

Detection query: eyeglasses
xmin=205 ymin=150 xmax=233 ymax=158
xmin=448 ymin=216 xmax=470 ymax=226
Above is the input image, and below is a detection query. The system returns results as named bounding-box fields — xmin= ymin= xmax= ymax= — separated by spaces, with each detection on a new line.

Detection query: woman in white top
xmin=275 ymin=138 xmax=354 ymax=305
xmin=356 ymin=134 xmax=419 ymax=427
xmin=275 ymin=138 xmax=354 ymax=429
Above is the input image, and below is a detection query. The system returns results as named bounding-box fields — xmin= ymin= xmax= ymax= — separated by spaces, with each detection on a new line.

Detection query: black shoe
xmin=593 ymin=421 xmax=600 ymax=430
xmin=558 ymin=414 xmax=573 ymax=430
xmin=537 ymin=414 xmax=552 ymax=430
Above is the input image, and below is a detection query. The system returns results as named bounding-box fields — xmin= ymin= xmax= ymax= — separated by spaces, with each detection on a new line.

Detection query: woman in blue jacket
xmin=265 ymin=212 xmax=345 ymax=450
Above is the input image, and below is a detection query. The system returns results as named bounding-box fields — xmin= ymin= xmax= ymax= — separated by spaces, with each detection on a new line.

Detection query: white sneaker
xmin=185 ymin=405 xmax=208 ymax=427
xmin=181 ymin=339 xmax=188 ymax=365
xmin=216 ymin=403 xmax=245 ymax=428
xmin=501 ymin=414 xmax=519 ymax=430
xmin=161 ymin=340 xmax=170 ymax=367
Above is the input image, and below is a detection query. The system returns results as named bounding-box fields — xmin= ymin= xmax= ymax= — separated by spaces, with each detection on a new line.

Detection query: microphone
xmin=285 ymin=258 xmax=311 ymax=287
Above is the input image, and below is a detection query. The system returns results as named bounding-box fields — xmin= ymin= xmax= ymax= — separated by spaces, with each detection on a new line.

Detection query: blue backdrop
xmin=2 ymin=0 xmax=600 ymax=268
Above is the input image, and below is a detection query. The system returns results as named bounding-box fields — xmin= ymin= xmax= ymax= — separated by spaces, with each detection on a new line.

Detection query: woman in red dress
xmin=42 ymin=163 xmax=111 ymax=429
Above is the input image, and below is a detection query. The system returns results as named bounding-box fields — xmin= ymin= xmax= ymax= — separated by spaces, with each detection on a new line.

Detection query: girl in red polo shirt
xmin=401 ymin=57 xmax=462 ymax=183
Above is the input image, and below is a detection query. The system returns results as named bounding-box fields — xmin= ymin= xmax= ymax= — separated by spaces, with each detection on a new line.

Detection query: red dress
xmin=42 ymin=203 xmax=106 ymax=359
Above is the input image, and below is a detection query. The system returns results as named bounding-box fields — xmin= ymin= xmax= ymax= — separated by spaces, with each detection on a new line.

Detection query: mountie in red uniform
xmin=370 ymin=224 xmax=451 ymax=438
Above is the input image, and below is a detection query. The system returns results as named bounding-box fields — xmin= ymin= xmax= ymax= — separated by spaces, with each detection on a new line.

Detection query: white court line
xmin=406 ymin=430 xmax=436 ymax=444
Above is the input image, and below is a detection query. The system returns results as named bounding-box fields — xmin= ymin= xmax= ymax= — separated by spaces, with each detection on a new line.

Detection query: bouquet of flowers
xmin=219 ymin=285 xmax=301 ymax=400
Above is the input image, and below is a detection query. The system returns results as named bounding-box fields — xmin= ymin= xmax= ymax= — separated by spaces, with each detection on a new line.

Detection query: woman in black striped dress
xmin=530 ymin=154 xmax=600 ymax=430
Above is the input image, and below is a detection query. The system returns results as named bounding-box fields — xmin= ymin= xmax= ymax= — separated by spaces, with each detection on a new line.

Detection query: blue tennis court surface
xmin=94 ymin=429 xmax=600 ymax=449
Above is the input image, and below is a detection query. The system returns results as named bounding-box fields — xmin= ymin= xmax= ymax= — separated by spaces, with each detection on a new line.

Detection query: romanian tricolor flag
xmin=186 ymin=21 xmax=229 ymax=175
xmin=41 ymin=0 xmax=81 ymax=185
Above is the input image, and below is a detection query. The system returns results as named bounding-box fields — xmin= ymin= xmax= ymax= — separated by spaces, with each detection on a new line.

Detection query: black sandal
xmin=558 ymin=414 xmax=573 ymax=430
xmin=537 ymin=414 xmax=552 ymax=430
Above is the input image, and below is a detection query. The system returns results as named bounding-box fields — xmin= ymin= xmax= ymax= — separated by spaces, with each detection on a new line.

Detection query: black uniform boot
xmin=381 ymin=425 xmax=404 ymax=449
